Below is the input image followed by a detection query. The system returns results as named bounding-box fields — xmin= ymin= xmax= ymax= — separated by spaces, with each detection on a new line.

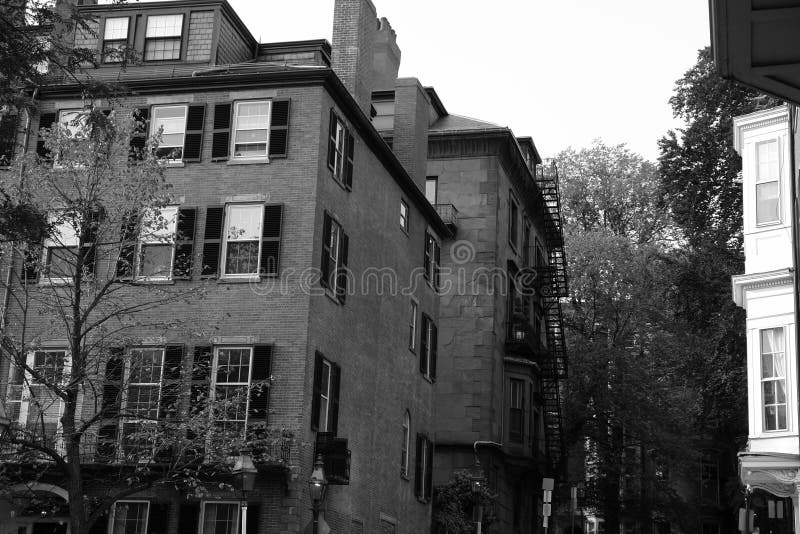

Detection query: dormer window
xmin=144 ymin=14 xmax=183 ymax=61
xmin=102 ymin=17 xmax=129 ymax=63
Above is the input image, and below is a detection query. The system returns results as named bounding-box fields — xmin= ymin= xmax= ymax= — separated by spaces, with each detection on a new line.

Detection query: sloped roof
xmin=429 ymin=113 xmax=504 ymax=133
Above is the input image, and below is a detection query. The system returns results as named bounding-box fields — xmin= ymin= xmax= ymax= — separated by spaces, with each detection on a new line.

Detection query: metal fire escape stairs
xmin=535 ymin=160 xmax=569 ymax=476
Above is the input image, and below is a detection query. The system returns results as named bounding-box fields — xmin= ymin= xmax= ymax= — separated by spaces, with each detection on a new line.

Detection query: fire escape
xmin=535 ymin=159 xmax=568 ymax=476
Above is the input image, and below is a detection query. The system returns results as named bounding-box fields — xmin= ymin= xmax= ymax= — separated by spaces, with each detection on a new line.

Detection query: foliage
xmin=433 ymin=471 xmax=497 ymax=534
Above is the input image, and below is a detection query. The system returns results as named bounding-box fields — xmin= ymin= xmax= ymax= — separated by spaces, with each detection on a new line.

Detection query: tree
xmin=433 ymin=471 xmax=497 ymax=534
xmin=0 ymin=109 xmax=287 ymax=533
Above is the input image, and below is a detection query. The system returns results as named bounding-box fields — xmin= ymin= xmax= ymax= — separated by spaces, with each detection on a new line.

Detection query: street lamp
xmin=465 ymin=458 xmax=486 ymax=534
xmin=308 ymin=453 xmax=327 ymax=534
xmin=233 ymin=452 xmax=257 ymax=534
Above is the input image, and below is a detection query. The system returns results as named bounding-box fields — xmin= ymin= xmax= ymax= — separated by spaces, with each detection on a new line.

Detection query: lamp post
xmin=465 ymin=457 xmax=486 ymax=534
xmin=308 ymin=453 xmax=327 ymax=534
xmin=233 ymin=452 xmax=257 ymax=534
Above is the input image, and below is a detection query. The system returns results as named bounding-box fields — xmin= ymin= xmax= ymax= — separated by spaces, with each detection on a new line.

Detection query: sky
xmin=227 ymin=0 xmax=711 ymax=162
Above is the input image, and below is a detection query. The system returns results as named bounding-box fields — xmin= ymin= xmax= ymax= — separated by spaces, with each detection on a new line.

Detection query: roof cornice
xmin=731 ymin=267 xmax=793 ymax=306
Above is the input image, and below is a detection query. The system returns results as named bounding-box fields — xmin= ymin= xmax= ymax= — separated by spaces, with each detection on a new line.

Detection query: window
xmin=200 ymin=502 xmax=240 ymax=534
xmin=231 ymin=100 xmax=271 ymax=160
xmin=761 ymin=328 xmax=787 ymax=431
xmin=53 ymin=109 xmax=88 ymax=167
xmin=120 ymin=348 xmax=164 ymax=457
xmin=328 ymin=110 xmax=354 ymax=187
xmin=43 ymin=212 xmax=79 ymax=281
xmin=321 ymin=213 xmax=350 ymax=301
xmin=144 ymin=14 xmax=183 ymax=61
xmin=425 ymin=177 xmax=438 ymax=204
xmin=535 ymin=238 xmax=545 ymax=267
xmin=401 ymin=411 xmax=410 ymax=477
xmin=409 ymin=300 xmax=418 ymax=351
xmin=6 ymin=350 xmax=69 ymax=445
xmin=311 ymin=353 xmax=341 ymax=434
xmin=423 ymin=232 xmax=440 ymax=289
xmin=400 ymin=199 xmax=409 ymax=232
xmin=523 ymin=220 xmax=532 ymax=267
xmin=137 ymin=206 xmax=178 ymax=280
xmin=414 ymin=434 xmax=433 ymax=502
xmin=509 ymin=194 xmax=519 ymax=250
xmin=211 ymin=347 xmax=253 ymax=436
xmin=223 ymin=204 xmax=262 ymax=277
xmin=509 ymin=378 xmax=525 ymax=442
xmin=102 ymin=17 xmax=129 ymax=63
xmin=756 ymin=140 xmax=781 ymax=225
xmin=150 ymin=105 xmax=187 ymax=160
xmin=419 ymin=314 xmax=437 ymax=381
xmin=700 ymin=451 xmax=720 ymax=505
xmin=109 ymin=501 xmax=149 ymax=534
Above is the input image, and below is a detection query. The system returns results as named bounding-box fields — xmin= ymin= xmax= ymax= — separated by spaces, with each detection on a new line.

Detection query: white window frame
xmin=401 ymin=411 xmax=410 ymax=478
xmin=425 ymin=176 xmax=438 ymax=205
xmin=509 ymin=377 xmax=525 ymax=443
xmin=400 ymin=199 xmax=409 ymax=233
xmin=230 ymin=100 xmax=272 ymax=162
xmin=150 ymin=104 xmax=187 ymax=162
xmin=108 ymin=500 xmax=150 ymax=534
xmin=409 ymin=299 xmax=418 ymax=352
xmin=422 ymin=316 xmax=436 ymax=380
xmin=331 ymin=117 xmax=346 ymax=181
xmin=102 ymin=16 xmax=129 ymax=63
xmin=210 ymin=346 xmax=254 ymax=437
xmin=42 ymin=211 xmax=80 ymax=284
xmin=144 ymin=14 xmax=183 ymax=61
xmin=221 ymin=203 xmax=264 ymax=279
xmin=755 ymin=138 xmax=782 ymax=226
xmin=120 ymin=347 xmax=165 ymax=458
xmin=317 ymin=359 xmax=333 ymax=432
xmin=325 ymin=218 xmax=342 ymax=294
xmin=760 ymin=327 xmax=788 ymax=432
xmin=199 ymin=501 xmax=241 ymax=534
xmin=136 ymin=206 xmax=178 ymax=281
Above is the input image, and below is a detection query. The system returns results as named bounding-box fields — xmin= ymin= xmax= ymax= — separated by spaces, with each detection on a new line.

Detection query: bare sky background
xmin=228 ymin=0 xmax=711 ymax=162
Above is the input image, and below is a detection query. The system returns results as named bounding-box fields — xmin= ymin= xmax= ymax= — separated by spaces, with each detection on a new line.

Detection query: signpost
xmin=543 ymin=478 xmax=554 ymax=534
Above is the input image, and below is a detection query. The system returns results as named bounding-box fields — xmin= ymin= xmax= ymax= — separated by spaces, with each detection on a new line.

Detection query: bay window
xmin=761 ymin=328 xmax=787 ymax=431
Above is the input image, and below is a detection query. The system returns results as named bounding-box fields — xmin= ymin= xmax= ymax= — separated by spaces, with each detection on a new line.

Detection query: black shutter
xmin=21 ymin=245 xmax=41 ymax=284
xmin=260 ymin=204 xmax=282 ymax=276
xmin=336 ymin=232 xmax=349 ymax=303
xmin=248 ymin=344 xmax=272 ymax=422
xmin=147 ymin=502 xmax=169 ymax=534
xmin=329 ymin=363 xmax=341 ymax=435
xmin=327 ymin=109 xmax=337 ymax=171
xmin=434 ymin=240 xmax=441 ymax=290
xmin=0 ymin=112 xmax=19 ymax=165
xmin=246 ymin=504 xmax=260 ymax=534
xmin=190 ymin=345 xmax=212 ymax=409
xmin=430 ymin=322 xmax=437 ymax=381
xmin=173 ymin=207 xmax=196 ymax=280
xmin=116 ymin=211 xmax=139 ymax=279
xmin=87 ymin=509 xmax=109 ymax=534
xmin=425 ymin=439 xmax=434 ymax=501
xmin=183 ymin=105 xmax=205 ymax=162
xmin=343 ymin=130 xmax=354 ymax=189
xmin=211 ymin=103 xmax=231 ymax=161
xmin=419 ymin=314 xmax=429 ymax=376
xmin=414 ymin=434 xmax=423 ymax=498
xmin=128 ymin=108 xmax=150 ymax=161
xmin=102 ymin=348 xmax=124 ymax=417
xmin=160 ymin=344 xmax=183 ymax=421
xmin=36 ymin=112 xmax=57 ymax=159
xmin=200 ymin=206 xmax=224 ymax=277
xmin=268 ymin=99 xmax=290 ymax=158
xmin=423 ymin=233 xmax=432 ymax=281
xmin=320 ymin=213 xmax=332 ymax=288
xmin=178 ymin=503 xmax=200 ymax=534
xmin=310 ymin=352 xmax=323 ymax=431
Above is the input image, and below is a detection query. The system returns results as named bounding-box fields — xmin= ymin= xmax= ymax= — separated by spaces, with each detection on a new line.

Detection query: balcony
xmin=434 ymin=203 xmax=458 ymax=232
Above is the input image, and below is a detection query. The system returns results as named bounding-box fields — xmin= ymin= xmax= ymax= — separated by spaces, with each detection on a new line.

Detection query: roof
xmin=429 ymin=113 xmax=503 ymax=133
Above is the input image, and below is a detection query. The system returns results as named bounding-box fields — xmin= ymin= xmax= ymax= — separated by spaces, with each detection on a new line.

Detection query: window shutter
xmin=36 ymin=112 xmax=57 ymax=159
xmin=147 ymin=503 xmax=169 ymax=534
xmin=329 ymin=363 xmax=341 ymax=435
xmin=336 ymin=232 xmax=349 ymax=303
xmin=425 ymin=438 xmax=434 ymax=501
xmin=21 ymin=244 xmax=41 ymax=284
xmin=434 ymin=240 xmax=441 ymax=290
xmin=190 ymin=345 xmax=212 ymax=410
xmin=102 ymin=348 xmax=124 ymax=417
xmin=327 ymin=109 xmax=337 ymax=171
xmin=268 ymin=99 xmax=290 ymax=158
xmin=414 ymin=434 xmax=423 ymax=498
xmin=248 ymin=344 xmax=272 ymax=423
xmin=183 ymin=105 xmax=205 ymax=162
xmin=116 ymin=211 xmax=139 ymax=279
xmin=160 ymin=344 xmax=184 ymax=421
xmin=430 ymin=322 xmax=438 ymax=381
xmin=311 ymin=352 xmax=323 ymax=431
xmin=211 ymin=103 xmax=231 ymax=161
xmin=246 ymin=504 xmax=260 ymax=534
xmin=320 ymin=213 xmax=332 ymax=288
xmin=423 ymin=234 xmax=432 ymax=281
xmin=173 ymin=207 xmax=196 ymax=280
xmin=343 ymin=130 xmax=354 ymax=189
xmin=128 ymin=108 xmax=150 ymax=161
xmin=178 ymin=503 xmax=200 ymax=534
xmin=419 ymin=314 xmax=429 ymax=376
xmin=200 ymin=206 xmax=224 ymax=277
xmin=0 ymin=112 xmax=19 ymax=165
xmin=260 ymin=204 xmax=283 ymax=276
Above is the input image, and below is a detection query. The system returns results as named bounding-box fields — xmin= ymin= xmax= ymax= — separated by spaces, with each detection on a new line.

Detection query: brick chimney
xmin=372 ymin=17 xmax=400 ymax=91
xmin=393 ymin=78 xmax=430 ymax=190
xmin=331 ymin=0 xmax=378 ymax=116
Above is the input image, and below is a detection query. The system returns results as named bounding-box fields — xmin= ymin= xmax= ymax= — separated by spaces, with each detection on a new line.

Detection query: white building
xmin=733 ymin=105 xmax=798 ymax=532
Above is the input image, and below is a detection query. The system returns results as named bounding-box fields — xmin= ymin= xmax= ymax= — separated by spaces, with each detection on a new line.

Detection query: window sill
xmin=227 ymin=157 xmax=269 ymax=166
xmin=164 ymin=161 xmax=185 ymax=168
xmin=401 ymin=474 xmax=410 ymax=482
xmin=218 ymin=275 xmax=260 ymax=284
xmin=422 ymin=374 xmax=435 ymax=385
xmin=132 ymin=278 xmax=175 ymax=285
xmin=325 ymin=289 xmax=343 ymax=305
xmin=331 ymin=175 xmax=351 ymax=192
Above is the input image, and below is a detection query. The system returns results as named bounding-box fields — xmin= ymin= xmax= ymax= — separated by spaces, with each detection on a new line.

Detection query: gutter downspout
xmin=791 ymin=104 xmax=800 ymax=467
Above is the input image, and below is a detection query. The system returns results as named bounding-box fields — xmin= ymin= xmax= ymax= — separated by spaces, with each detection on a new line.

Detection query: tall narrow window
xmin=10 ymin=350 xmax=69 ymax=445
xmin=44 ymin=213 xmax=79 ymax=281
xmin=121 ymin=348 xmax=164 ymax=457
xmin=110 ymin=501 xmax=150 ymax=534
xmin=509 ymin=378 xmax=524 ymax=442
xmin=200 ymin=502 xmax=240 ymax=534
xmin=311 ymin=353 xmax=341 ymax=434
xmin=328 ymin=110 xmax=353 ymax=187
xmin=212 ymin=347 xmax=253 ymax=436
xmin=223 ymin=204 xmax=263 ymax=277
xmin=400 ymin=199 xmax=409 ymax=232
xmin=509 ymin=194 xmax=519 ymax=250
xmin=102 ymin=17 xmax=129 ymax=63
xmin=409 ymin=300 xmax=418 ymax=351
xmin=321 ymin=213 xmax=349 ymax=301
xmin=137 ymin=206 xmax=178 ymax=280
xmin=231 ymin=100 xmax=271 ymax=159
xmin=756 ymin=140 xmax=781 ymax=225
xmin=401 ymin=411 xmax=410 ymax=477
xmin=423 ymin=232 xmax=440 ymax=289
xmin=419 ymin=314 xmax=437 ymax=381
xmin=761 ymin=328 xmax=787 ymax=431
xmin=425 ymin=177 xmax=438 ymax=204
xmin=151 ymin=105 xmax=187 ymax=160
xmin=523 ymin=220 xmax=532 ymax=267
xmin=144 ymin=14 xmax=183 ymax=61
xmin=415 ymin=434 xmax=434 ymax=502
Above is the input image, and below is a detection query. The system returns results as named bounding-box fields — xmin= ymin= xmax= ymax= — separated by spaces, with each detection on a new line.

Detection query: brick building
xmin=0 ymin=0 xmax=567 ymax=533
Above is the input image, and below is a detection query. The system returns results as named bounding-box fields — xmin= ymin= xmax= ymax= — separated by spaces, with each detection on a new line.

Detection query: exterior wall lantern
xmin=308 ymin=453 xmax=328 ymax=534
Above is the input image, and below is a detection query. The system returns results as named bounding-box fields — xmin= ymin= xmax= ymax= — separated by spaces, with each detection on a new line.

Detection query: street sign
xmin=543 ymin=490 xmax=552 ymax=503
xmin=543 ymin=503 xmax=552 ymax=517
xmin=542 ymin=478 xmax=555 ymax=491
xmin=543 ymin=516 xmax=549 ymax=527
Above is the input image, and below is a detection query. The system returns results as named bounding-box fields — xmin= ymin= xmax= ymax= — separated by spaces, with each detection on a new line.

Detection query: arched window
xmin=401 ymin=411 xmax=410 ymax=477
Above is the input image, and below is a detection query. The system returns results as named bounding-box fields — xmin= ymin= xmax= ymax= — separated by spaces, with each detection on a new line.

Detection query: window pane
xmin=234 ymin=129 xmax=269 ymax=144
xmin=146 ymin=14 xmax=183 ymax=37
xmin=112 ymin=502 xmax=149 ymax=534
xmin=104 ymin=17 xmax=129 ymax=40
xmin=225 ymin=241 xmax=259 ymax=274
xmin=763 ymin=381 xmax=775 ymax=405
xmin=757 ymin=140 xmax=779 ymax=182
xmin=756 ymin=182 xmax=780 ymax=224
xmin=145 ymin=38 xmax=181 ymax=61
xmin=141 ymin=207 xmax=178 ymax=243
xmin=765 ymin=406 xmax=777 ymax=431
xmin=202 ymin=503 xmax=238 ymax=534
xmin=233 ymin=142 xmax=267 ymax=158
xmin=761 ymin=353 xmax=773 ymax=378
xmin=47 ymin=247 xmax=75 ymax=278
xmin=426 ymin=178 xmax=438 ymax=204
xmin=26 ymin=384 xmax=61 ymax=438
xmin=226 ymin=205 xmax=262 ymax=241
xmin=216 ymin=348 xmax=251 ymax=383
xmin=140 ymin=245 xmax=172 ymax=277
xmin=762 ymin=328 xmax=784 ymax=355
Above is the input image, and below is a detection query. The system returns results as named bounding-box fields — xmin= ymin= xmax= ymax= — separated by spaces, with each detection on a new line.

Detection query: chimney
xmin=372 ymin=17 xmax=400 ymax=91
xmin=331 ymin=0 xmax=378 ymax=116
xmin=393 ymin=78 xmax=430 ymax=190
